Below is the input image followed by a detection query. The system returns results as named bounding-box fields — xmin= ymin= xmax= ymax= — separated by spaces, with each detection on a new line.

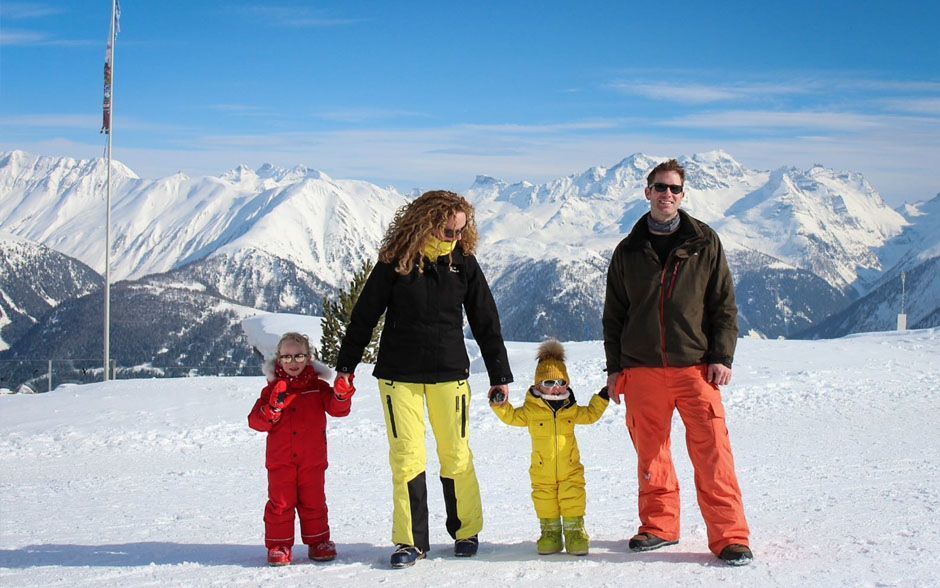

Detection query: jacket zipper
xmin=659 ymin=266 xmax=669 ymax=367
xmin=552 ymin=413 xmax=559 ymax=481
xmin=386 ymin=395 xmax=398 ymax=438
xmin=667 ymin=260 xmax=681 ymax=299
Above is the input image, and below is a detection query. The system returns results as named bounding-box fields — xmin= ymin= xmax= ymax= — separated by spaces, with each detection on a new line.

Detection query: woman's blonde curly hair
xmin=378 ymin=190 xmax=479 ymax=275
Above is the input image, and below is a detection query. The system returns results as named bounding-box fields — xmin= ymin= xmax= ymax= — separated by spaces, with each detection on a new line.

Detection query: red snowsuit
xmin=248 ymin=364 xmax=351 ymax=549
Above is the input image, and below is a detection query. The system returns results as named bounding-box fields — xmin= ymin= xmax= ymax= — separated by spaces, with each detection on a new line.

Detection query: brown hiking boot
xmin=628 ymin=532 xmax=678 ymax=552
xmin=718 ymin=544 xmax=753 ymax=566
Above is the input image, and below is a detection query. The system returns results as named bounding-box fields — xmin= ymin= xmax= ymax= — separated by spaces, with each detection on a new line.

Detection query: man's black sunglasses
xmin=651 ymin=182 xmax=684 ymax=195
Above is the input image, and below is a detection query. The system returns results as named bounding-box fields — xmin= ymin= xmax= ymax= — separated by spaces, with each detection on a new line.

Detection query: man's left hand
xmin=707 ymin=363 xmax=732 ymax=386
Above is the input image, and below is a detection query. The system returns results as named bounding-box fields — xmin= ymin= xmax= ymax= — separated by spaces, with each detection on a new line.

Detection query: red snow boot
xmin=267 ymin=546 xmax=292 ymax=566
xmin=309 ymin=541 xmax=337 ymax=561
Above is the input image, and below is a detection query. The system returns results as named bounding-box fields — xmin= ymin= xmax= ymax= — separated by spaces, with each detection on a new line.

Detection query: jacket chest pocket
xmin=390 ymin=276 xmax=426 ymax=322
xmin=556 ymin=418 xmax=575 ymax=437
xmin=529 ymin=419 xmax=552 ymax=439
xmin=294 ymin=396 xmax=324 ymax=431
xmin=437 ymin=265 xmax=468 ymax=306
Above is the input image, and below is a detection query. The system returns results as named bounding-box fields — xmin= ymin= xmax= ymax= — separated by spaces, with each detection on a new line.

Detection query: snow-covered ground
xmin=1 ymin=329 xmax=939 ymax=586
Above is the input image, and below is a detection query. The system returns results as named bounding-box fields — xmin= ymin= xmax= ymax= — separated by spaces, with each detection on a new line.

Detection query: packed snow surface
xmin=1 ymin=329 xmax=938 ymax=586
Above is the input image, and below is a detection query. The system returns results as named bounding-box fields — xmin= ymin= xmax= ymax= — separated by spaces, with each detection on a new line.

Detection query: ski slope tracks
xmin=1 ymin=328 xmax=938 ymax=586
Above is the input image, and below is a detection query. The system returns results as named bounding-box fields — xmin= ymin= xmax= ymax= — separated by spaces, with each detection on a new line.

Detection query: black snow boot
xmin=628 ymin=532 xmax=678 ymax=552
xmin=454 ymin=535 xmax=479 ymax=557
xmin=718 ymin=544 xmax=753 ymax=566
xmin=390 ymin=544 xmax=426 ymax=568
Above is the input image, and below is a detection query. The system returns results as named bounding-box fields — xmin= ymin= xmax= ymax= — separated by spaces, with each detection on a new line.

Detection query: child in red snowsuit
xmin=248 ymin=332 xmax=356 ymax=566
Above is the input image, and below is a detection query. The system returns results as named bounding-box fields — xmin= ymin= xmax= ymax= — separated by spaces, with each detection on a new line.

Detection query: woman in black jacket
xmin=335 ymin=190 xmax=513 ymax=568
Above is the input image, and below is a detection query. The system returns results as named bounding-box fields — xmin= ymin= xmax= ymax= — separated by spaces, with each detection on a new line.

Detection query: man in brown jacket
xmin=603 ymin=159 xmax=752 ymax=566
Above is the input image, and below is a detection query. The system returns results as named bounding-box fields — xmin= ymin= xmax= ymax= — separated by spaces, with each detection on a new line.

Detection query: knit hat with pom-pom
xmin=533 ymin=339 xmax=569 ymax=385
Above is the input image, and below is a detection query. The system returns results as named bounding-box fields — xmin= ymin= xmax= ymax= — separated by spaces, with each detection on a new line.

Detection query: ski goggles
xmin=540 ymin=379 xmax=567 ymax=388
xmin=278 ymin=353 xmax=309 ymax=363
xmin=651 ymin=182 xmax=684 ymax=194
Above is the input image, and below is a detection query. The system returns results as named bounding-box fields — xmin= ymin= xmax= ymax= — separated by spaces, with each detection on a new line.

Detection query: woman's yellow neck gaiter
xmin=422 ymin=235 xmax=456 ymax=260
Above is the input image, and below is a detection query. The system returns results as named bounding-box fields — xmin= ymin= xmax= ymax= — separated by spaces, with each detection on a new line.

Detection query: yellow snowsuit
xmin=491 ymin=388 xmax=608 ymax=518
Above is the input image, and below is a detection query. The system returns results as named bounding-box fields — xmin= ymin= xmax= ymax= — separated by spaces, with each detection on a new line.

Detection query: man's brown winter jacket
xmin=603 ymin=210 xmax=738 ymax=372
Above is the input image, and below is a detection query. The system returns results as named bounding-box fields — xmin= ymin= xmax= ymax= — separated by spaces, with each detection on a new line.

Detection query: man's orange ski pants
xmin=619 ymin=365 xmax=750 ymax=555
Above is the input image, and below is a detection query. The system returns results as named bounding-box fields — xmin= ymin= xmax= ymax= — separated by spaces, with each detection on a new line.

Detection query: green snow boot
xmin=536 ymin=518 xmax=563 ymax=555
xmin=562 ymin=516 xmax=589 ymax=556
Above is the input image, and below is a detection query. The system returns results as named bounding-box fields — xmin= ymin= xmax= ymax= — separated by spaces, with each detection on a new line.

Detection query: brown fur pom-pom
xmin=536 ymin=339 xmax=566 ymax=363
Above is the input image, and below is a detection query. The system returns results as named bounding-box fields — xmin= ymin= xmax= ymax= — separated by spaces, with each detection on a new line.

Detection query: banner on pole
xmin=101 ymin=1 xmax=121 ymax=134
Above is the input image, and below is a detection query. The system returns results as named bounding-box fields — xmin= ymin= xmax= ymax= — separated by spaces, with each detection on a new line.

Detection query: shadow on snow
xmin=0 ymin=539 xmax=720 ymax=569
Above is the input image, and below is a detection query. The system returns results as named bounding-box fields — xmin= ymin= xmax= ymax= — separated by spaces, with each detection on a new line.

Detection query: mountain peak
xmin=220 ymin=164 xmax=256 ymax=183
xmin=690 ymin=148 xmax=741 ymax=166
xmin=611 ymin=152 xmax=658 ymax=171
xmin=252 ymin=163 xmax=330 ymax=183
xmin=472 ymin=174 xmax=503 ymax=186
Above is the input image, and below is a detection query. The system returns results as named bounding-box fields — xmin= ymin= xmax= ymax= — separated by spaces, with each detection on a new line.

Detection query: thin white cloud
xmin=605 ymin=73 xmax=940 ymax=121
xmin=662 ymin=110 xmax=891 ymax=132
xmin=883 ymin=98 xmax=940 ymax=116
xmin=314 ymin=108 xmax=430 ymax=123
xmin=840 ymin=79 xmax=940 ymax=93
xmin=209 ymin=104 xmax=280 ymax=118
xmin=0 ymin=2 xmax=63 ymax=19
xmin=610 ymin=82 xmax=739 ymax=103
xmin=0 ymin=114 xmax=100 ymax=128
xmin=459 ymin=120 xmax=626 ymax=133
xmin=0 ymin=114 xmax=191 ymax=134
xmin=608 ymin=81 xmax=812 ymax=104
xmin=0 ymin=28 xmax=95 ymax=46
xmin=0 ymin=29 xmax=46 ymax=45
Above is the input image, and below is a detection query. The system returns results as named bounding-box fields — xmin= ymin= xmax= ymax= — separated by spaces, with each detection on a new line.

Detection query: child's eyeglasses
xmin=278 ymin=353 xmax=309 ymax=363
xmin=540 ymin=379 xmax=567 ymax=388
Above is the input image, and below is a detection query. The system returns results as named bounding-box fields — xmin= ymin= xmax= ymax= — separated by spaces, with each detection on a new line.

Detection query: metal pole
xmin=897 ymin=272 xmax=908 ymax=331
xmin=103 ymin=0 xmax=116 ymax=381
xmin=48 ymin=360 xmax=52 ymax=393
xmin=900 ymin=272 xmax=906 ymax=315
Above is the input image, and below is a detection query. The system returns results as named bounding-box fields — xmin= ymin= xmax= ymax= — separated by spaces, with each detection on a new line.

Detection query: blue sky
xmin=1 ymin=0 xmax=939 ymax=205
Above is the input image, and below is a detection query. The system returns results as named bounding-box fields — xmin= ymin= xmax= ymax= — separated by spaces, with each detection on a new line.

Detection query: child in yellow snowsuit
xmin=490 ymin=339 xmax=609 ymax=555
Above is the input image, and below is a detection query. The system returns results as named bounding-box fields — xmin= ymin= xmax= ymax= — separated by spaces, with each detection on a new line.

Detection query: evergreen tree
xmin=316 ymin=260 xmax=383 ymax=365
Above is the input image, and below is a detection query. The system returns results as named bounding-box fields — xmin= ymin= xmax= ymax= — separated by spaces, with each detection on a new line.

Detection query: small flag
xmin=101 ymin=49 xmax=112 ymax=134
xmin=101 ymin=1 xmax=121 ymax=134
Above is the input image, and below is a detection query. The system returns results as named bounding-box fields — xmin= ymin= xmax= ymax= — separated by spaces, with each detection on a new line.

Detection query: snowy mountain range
xmin=1 ymin=272 xmax=261 ymax=392
xmin=1 ymin=148 xmax=938 ymax=378
xmin=0 ymin=233 xmax=102 ymax=352
xmin=0 ymin=150 xmax=406 ymax=285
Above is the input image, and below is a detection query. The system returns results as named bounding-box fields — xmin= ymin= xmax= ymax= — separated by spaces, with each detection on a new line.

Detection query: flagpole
xmin=103 ymin=0 xmax=117 ymax=382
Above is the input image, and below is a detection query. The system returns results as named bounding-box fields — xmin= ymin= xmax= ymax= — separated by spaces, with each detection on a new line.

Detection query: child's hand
xmin=607 ymin=371 xmax=624 ymax=405
xmin=334 ymin=374 xmax=356 ymax=400
xmin=268 ymin=380 xmax=298 ymax=412
xmin=488 ymin=385 xmax=509 ymax=406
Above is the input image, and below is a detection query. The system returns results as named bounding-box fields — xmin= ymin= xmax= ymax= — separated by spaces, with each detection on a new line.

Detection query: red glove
xmin=334 ymin=374 xmax=356 ymax=400
xmin=262 ymin=380 xmax=298 ymax=421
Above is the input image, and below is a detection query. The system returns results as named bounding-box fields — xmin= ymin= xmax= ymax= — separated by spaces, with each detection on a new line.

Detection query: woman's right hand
xmin=335 ymin=371 xmax=352 ymax=388
xmin=488 ymin=384 xmax=509 ymax=406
